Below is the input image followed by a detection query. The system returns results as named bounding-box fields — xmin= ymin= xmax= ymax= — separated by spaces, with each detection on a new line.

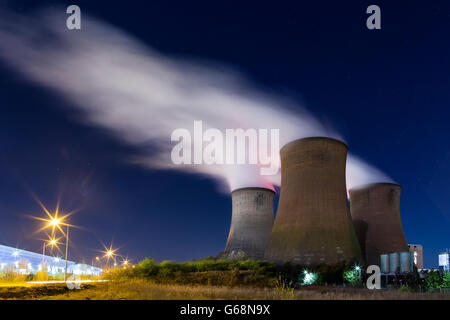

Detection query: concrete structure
xmin=224 ymin=187 xmax=275 ymax=260
xmin=408 ymin=244 xmax=423 ymax=269
xmin=349 ymin=183 xmax=408 ymax=266
xmin=264 ymin=137 xmax=361 ymax=265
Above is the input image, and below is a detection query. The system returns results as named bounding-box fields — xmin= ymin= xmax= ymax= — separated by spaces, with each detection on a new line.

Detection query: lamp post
xmin=41 ymin=242 xmax=46 ymax=281
xmin=41 ymin=238 xmax=57 ymax=280
xmin=48 ymin=218 xmax=70 ymax=281
xmin=355 ymin=265 xmax=361 ymax=282
xmin=33 ymin=200 xmax=75 ymax=282
xmin=49 ymin=218 xmax=70 ymax=282
xmin=64 ymin=224 xmax=69 ymax=282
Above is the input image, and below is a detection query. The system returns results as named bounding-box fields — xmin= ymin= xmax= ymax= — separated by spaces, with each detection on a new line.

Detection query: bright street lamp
xmin=41 ymin=236 xmax=60 ymax=280
xmin=46 ymin=216 xmax=71 ymax=282
xmin=31 ymin=197 xmax=78 ymax=282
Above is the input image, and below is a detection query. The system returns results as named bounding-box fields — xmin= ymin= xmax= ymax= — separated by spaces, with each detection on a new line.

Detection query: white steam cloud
xmin=0 ymin=9 xmax=393 ymax=192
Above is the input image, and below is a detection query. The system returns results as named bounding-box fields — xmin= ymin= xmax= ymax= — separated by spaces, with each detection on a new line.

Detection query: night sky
xmin=0 ymin=0 xmax=449 ymax=268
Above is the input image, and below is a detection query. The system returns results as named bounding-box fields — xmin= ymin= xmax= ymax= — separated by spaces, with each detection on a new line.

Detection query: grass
xmin=1 ymin=279 xmax=449 ymax=300
xmin=0 ymin=259 xmax=448 ymax=300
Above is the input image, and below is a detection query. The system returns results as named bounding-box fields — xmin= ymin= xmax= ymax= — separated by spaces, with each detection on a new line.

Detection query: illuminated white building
xmin=439 ymin=250 xmax=450 ymax=272
xmin=0 ymin=244 xmax=102 ymax=276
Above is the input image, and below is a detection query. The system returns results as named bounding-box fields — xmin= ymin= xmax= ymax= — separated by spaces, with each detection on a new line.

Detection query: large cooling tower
xmin=264 ymin=137 xmax=361 ymax=265
xmin=349 ymin=183 xmax=408 ymax=266
xmin=224 ymin=187 xmax=275 ymax=260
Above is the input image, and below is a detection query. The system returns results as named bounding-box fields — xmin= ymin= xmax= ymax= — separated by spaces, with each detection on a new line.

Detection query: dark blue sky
xmin=0 ymin=1 xmax=449 ymax=268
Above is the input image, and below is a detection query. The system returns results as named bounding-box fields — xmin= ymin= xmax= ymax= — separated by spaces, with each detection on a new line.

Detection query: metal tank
xmin=224 ymin=187 xmax=275 ymax=260
xmin=389 ymin=252 xmax=400 ymax=274
xmin=349 ymin=183 xmax=409 ymax=266
xmin=400 ymin=251 xmax=412 ymax=273
xmin=264 ymin=137 xmax=361 ymax=265
xmin=380 ymin=254 xmax=390 ymax=274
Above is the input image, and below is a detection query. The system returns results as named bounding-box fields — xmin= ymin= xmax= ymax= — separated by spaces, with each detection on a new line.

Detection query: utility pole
xmin=64 ymin=224 xmax=69 ymax=281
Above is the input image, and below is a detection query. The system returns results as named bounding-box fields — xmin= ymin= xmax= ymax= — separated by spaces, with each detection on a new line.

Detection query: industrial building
xmin=408 ymin=244 xmax=423 ymax=269
xmin=224 ymin=187 xmax=275 ymax=260
xmin=349 ymin=183 xmax=409 ymax=266
xmin=0 ymin=243 xmax=102 ymax=276
xmin=264 ymin=137 xmax=361 ymax=266
xmin=439 ymin=250 xmax=450 ymax=272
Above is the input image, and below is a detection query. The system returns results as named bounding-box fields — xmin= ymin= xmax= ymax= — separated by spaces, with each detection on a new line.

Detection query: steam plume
xmin=0 ymin=9 xmax=393 ymax=192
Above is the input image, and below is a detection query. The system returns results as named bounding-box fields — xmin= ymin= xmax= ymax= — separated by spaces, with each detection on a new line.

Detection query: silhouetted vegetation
xmin=105 ymin=258 xmax=277 ymax=287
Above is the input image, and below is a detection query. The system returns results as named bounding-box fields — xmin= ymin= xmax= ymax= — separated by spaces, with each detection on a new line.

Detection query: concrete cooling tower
xmin=264 ymin=137 xmax=361 ymax=266
xmin=349 ymin=183 xmax=408 ymax=266
xmin=224 ymin=187 xmax=275 ymax=260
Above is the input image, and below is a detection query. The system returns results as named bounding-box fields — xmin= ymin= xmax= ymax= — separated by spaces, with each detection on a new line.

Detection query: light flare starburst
xmin=28 ymin=195 xmax=78 ymax=237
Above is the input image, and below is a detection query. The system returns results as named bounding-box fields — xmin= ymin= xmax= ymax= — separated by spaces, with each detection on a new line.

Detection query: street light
xmin=42 ymin=214 xmax=71 ymax=281
xmin=41 ymin=236 xmax=60 ymax=280
xmin=31 ymin=197 xmax=78 ymax=282
xmin=100 ymin=244 xmax=119 ymax=269
xmin=354 ymin=264 xmax=362 ymax=281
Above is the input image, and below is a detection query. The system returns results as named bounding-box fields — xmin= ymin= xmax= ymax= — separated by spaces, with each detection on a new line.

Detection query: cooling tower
xmin=349 ymin=183 xmax=408 ymax=266
xmin=224 ymin=187 xmax=275 ymax=260
xmin=264 ymin=137 xmax=361 ymax=266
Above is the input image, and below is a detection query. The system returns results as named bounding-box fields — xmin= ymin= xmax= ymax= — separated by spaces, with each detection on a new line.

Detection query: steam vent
xmin=224 ymin=187 xmax=275 ymax=260
xmin=349 ymin=183 xmax=408 ymax=266
xmin=264 ymin=137 xmax=361 ymax=265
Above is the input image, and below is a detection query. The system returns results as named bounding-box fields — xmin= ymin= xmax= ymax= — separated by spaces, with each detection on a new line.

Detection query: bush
xmin=195 ymin=259 xmax=231 ymax=272
xmin=137 ymin=258 xmax=159 ymax=277
xmin=237 ymin=259 xmax=260 ymax=271
xmin=159 ymin=260 xmax=181 ymax=275
xmin=343 ymin=268 xmax=362 ymax=287
xmin=297 ymin=269 xmax=319 ymax=286
xmin=103 ymin=257 xmax=277 ymax=287
xmin=442 ymin=272 xmax=450 ymax=288
xmin=425 ymin=271 xmax=442 ymax=291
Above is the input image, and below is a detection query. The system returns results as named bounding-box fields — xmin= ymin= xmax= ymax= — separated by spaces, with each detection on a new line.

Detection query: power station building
xmin=264 ymin=137 xmax=361 ymax=266
xmin=349 ymin=183 xmax=409 ymax=266
xmin=408 ymin=244 xmax=423 ymax=269
xmin=224 ymin=187 xmax=275 ymax=260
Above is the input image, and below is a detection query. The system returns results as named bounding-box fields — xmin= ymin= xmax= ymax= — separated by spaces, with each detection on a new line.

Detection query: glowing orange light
xmin=100 ymin=243 xmax=119 ymax=261
xmin=28 ymin=195 xmax=77 ymax=237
